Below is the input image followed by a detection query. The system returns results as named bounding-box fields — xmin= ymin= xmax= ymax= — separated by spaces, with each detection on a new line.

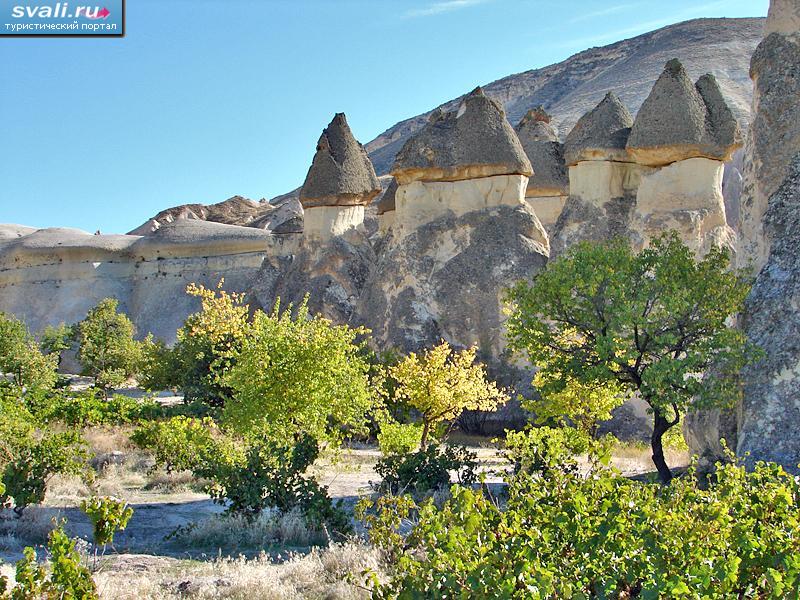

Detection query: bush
xmin=141 ymin=282 xmax=250 ymax=406
xmin=0 ymin=524 xmax=97 ymax=599
xmin=377 ymin=422 xmax=422 ymax=457
xmin=223 ymin=297 xmax=374 ymax=445
xmin=33 ymin=390 xmax=164 ymax=427
xmin=1 ymin=430 xmax=88 ymax=514
xmin=502 ymin=426 xmax=612 ymax=478
xmin=374 ymin=444 xmax=477 ymax=495
xmin=0 ymin=312 xmax=58 ymax=395
xmin=132 ymin=418 xmax=349 ymax=535
xmin=81 ymin=495 xmax=134 ymax=548
xmin=364 ymin=456 xmax=800 ymax=598
xmin=390 ymin=342 xmax=507 ymax=449
xmin=76 ymin=299 xmax=142 ymax=393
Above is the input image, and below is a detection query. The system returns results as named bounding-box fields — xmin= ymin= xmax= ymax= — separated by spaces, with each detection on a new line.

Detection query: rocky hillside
xmin=365 ymin=18 xmax=764 ymax=176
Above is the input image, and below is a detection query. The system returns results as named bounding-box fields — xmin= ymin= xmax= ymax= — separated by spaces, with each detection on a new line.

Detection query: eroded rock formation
xmin=552 ymin=60 xmax=741 ymax=257
xmin=0 ymin=220 xmax=296 ymax=343
xmin=250 ymin=113 xmax=379 ymax=323
xmin=515 ymin=108 xmax=568 ymax=231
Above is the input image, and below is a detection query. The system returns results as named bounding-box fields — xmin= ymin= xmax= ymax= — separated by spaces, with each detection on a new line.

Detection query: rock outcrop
xmin=129 ymin=195 xmax=303 ymax=236
xmin=250 ymin=114 xmax=379 ymax=323
xmin=552 ymin=61 xmax=740 ymax=257
xmin=737 ymin=154 xmax=800 ymax=470
xmin=390 ymin=88 xmax=536 ymax=239
xmin=515 ymin=108 xmax=568 ymax=231
xmin=734 ymin=0 xmax=800 ymax=471
xmin=0 ymin=221 xmax=295 ymax=343
xmin=355 ymin=90 xmax=549 ymax=429
xmin=550 ymin=93 xmax=642 ymax=255
xmin=737 ymin=2 xmax=800 ymax=271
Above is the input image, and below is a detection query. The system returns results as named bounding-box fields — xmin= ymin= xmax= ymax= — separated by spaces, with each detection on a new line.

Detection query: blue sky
xmin=0 ymin=0 xmax=768 ymax=233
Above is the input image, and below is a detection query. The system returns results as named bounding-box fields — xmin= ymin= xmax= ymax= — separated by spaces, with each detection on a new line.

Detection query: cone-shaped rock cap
xmin=391 ymin=87 xmax=532 ymax=184
xmin=563 ymin=92 xmax=634 ymax=166
xmin=299 ymin=113 xmax=382 ymax=209
xmin=374 ymin=178 xmax=397 ymax=215
xmin=627 ymin=59 xmax=742 ymax=166
xmin=516 ymin=108 xmax=568 ymax=196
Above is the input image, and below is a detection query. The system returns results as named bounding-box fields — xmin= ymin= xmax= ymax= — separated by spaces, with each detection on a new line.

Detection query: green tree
xmin=38 ymin=322 xmax=75 ymax=368
xmin=223 ymin=298 xmax=374 ymax=445
xmin=528 ymin=374 xmax=627 ymax=438
xmin=141 ymin=281 xmax=250 ymax=405
xmin=76 ymin=299 xmax=141 ymax=394
xmin=0 ymin=312 xmax=58 ymax=395
xmin=390 ymin=341 xmax=507 ymax=449
xmin=506 ymin=233 xmax=755 ymax=483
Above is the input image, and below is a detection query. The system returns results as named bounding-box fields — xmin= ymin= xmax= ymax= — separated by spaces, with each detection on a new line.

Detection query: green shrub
xmin=390 ymin=342 xmax=507 ymax=449
xmin=502 ymin=426 xmax=612 ymax=477
xmin=377 ymin=421 xmax=422 ymax=457
xmin=223 ymin=297 xmax=374 ymax=445
xmin=140 ymin=282 xmax=250 ymax=406
xmin=2 ymin=430 xmax=88 ymax=514
xmin=0 ymin=312 xmax=58 ymax=395
xmin=1 ymin=524 xmax=97 ymax=600
xmin=81 ymin=495 xmax=134 ymax=548
xmin=132 ymin=418 xmax=349 ymax=535
xmin=75 ymin=299 xmax=142 ymax=393
xmin=374 ymin=444 xmax=477 ymax=495
xmin=365 ymin=457 xmax=800 ymax=598
xmin=33 ymin=390 xmax=163 ymax=427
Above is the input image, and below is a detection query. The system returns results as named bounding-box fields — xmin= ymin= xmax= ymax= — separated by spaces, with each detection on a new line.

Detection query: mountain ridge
xmin=365 ymin=17 xmax=764 ymax=176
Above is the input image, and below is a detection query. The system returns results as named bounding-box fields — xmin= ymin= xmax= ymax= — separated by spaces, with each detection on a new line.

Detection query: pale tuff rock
xmin=392 ymin=87 xmax=532 ymax=185
xmin=375 ymin=178 xmax=398 ymax=235
xmin=299 ymin=113 xmax=381 ymax=209
xmin=563 ymin=93 xmax=633 ymax=166
xmin=515 ymin=107 xmax=568 ymax=196
xmin=626 ymin=59 xmax=742 ymax=167
xmin=738 ymin=27 xmax=800 ymax=271
xmin=631 ymin=158 xmax=736 ymax=256
xmin=766 ymin=0 xmax=800 ymax=37
xmin=375 ymin=178 xmax=397 ymax=216
xmin=0 ymin=224 xmax=37 ymax=240
xmin=738 ymin=153 xmax=800 ymax=471
xmin=0 ymin=221 xmax=291 ymax=343
xmin=253 ymin=115 xmax=380 ymax=321
xmin=250 ymin=231 xmax=377 ymax=325
xmin=356 ymin=202 xmax=549 ymax=431
xmin=391 ymin=175 xmax=545 ymax=243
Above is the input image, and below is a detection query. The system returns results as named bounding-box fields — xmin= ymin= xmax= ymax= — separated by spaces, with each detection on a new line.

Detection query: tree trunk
xmin=420 ymin=421 xmax=431 ymax=450
xmin=651 ymin=411 xmax=675 ymax=484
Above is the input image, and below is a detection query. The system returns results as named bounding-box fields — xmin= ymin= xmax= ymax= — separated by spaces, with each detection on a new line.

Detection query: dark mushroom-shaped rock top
xmin=563 ymin=92 xmax=634 ymax=166
xmin=299 ymin=113 xmax=382 ymax=209
xmin=391 ymin=87 xmax=532 ymax=184
xmin=627 ymin=59 xmax=742 ymax=166
xmin=375 ymin=178 xmax=398 ymax=215
xmin=516 ymin=108 xmax=568 ymax=196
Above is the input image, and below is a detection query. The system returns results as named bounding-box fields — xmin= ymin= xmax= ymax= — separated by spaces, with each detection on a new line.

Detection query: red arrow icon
xmin=87 ymin=7 xmax=110 ymax=19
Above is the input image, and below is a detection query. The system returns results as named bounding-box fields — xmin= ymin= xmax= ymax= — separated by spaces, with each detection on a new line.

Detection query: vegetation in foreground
xmin=0 ymin=233 xmax=797 ymax=599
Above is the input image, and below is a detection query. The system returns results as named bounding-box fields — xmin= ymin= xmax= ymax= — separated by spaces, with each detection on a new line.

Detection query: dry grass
xmin=92 ymin=542 xmax=384 ymax=600
xmin=167 ymin=510 xmax=328 ymax=551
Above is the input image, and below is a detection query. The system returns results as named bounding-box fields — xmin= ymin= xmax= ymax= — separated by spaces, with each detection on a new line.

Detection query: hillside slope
xmin=365 ymin=18 xmax=763 ymax=176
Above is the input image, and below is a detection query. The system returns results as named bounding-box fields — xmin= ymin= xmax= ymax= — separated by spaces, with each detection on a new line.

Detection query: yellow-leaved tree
xmin=391 ymin=341 xmax=507 ymax=448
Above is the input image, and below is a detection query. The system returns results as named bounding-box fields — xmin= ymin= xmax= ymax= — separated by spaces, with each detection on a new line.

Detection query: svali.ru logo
xmin=11 ymin=3 xmax=110 ymax=19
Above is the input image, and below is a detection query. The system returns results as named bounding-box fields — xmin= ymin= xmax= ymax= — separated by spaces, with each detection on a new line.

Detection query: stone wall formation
xmin=1 ymin=0 xmax=798 ymax=470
